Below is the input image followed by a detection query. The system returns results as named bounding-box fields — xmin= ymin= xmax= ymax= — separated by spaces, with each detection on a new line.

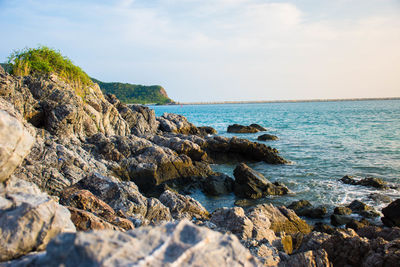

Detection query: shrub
xmin=7 ymin=46 xmax=93 ymax=98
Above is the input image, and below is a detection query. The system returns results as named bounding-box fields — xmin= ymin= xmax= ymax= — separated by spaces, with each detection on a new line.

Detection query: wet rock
xmin=0 ymin=99 xmax=35 ymax=182
xmin=339 ymin=175 xmax=357 ymax=185
xmin=347 ymin=200 xmax=380 ymax=218
xmin=227 ymin=124 xmax=260 ymax=133
xmin=368 ymin=193 xmax=392 ymax=204
xmin=334 ymin=206 xmax=352 ymax=215
xmin=0 ymin=177 xmax=75 ymax=261
xmin=234 ymin=198 xmax=255 ymax=207
xmin=233 ymin=163 xmax=289 ymax=199
xmin=198 ymin=126 xmax=217 ymax=136
xmin=279 ymin=249 xmax=332 ymax=267
xmin=382 ymin=199 xmax=400 ymax=227
xmin=346 ymin=219 xmax=370 ymax=231
xmin=248 ymin=204 xmax=312 ymax=235
xmin=60 ymin=187 xmax=134 ymax=230
xmin=357 ymin=177 xmax=389 ymax=190
xmin=17 ymin=220 xmax=260 ymax=267
xmin=210 ymin=207 xmax=254 ymax=239
xmin=159 ymin=190 xmax=209 ymax=220
xmin=250 ymin=124 xmax=267 ymax=131
xmin=288 ymin=200 xmax=327 ymax=219
xmin=258 ymin=134 xmax=279 ymax=141
xmin=202 ymin=173 xmax=234 ymax=196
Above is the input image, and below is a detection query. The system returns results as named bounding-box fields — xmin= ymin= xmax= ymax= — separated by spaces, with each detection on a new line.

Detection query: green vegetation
xmin=92 ymin=78 xmax=173 ymax=105
xmin=7 ymin=46 xmax=93 ymax=98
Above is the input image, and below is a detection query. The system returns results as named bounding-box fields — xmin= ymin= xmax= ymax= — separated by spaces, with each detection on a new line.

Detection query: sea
xmin=151 ymin=100 xmax=400 ymax=221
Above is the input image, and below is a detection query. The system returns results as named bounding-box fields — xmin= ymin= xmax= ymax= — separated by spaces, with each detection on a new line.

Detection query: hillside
xmin=92 ymin=78 xmax=174 ymax=105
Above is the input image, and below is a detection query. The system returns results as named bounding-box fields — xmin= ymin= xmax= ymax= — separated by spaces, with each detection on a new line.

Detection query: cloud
xmin=0 ymin=0 xmax=399 ymax=101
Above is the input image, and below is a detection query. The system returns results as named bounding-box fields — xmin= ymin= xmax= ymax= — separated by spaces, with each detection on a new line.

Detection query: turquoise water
xmin=152 ymin=100 xmax=400 ymax=213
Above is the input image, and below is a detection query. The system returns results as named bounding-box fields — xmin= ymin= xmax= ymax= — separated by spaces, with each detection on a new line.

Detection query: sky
xmin=0 ymin=0 xmax=399 ymax=102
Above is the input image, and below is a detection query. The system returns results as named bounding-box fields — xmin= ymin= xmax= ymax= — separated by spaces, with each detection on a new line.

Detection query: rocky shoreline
xmin=0 ymin=65 xmax=399 ymax=266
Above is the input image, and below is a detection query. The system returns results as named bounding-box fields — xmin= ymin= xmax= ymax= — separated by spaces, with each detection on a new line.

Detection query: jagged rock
xmin=210 ymin=207 xmax=254 ymax=239
xmin=157 ymin=113 xmax=200 ymax=135
xmin=202 ymin=173 xmax=234 ymax=196
xmin=106 ymin=94 xmax=159 ymax=135
xmin=247 ymin=207 xmax=277 ymax=243
xmin=258 ymin=134 xmax=279 ymax=141
xmin=0 ymin=99 xmax=35 ymax=182
xmin=145 ymin=197 xmax=173 ymax=224
xmin=198 ymin=126 xmax=217 ymax=136
xmin=227 ymin=124 xmax=261 ymax=133
xmin=313 ymin=223 xmax=335 ymax=235
xmin=357 ymin=226 xmax=400 ymax=241
xmin=279 ymin=249 xmax=332 ymax=267
xmin=233 ymin=163 xmax=289 ymax=199
xmin=0 ymin=176 xmax=75 ymax=261
xmin=11 ymin=220 xmax=260 ymax=266
xmin=382 ymin=199 xmax=400 ymax=227
xmin=288 ymin=200 xmax=327 ymax=219
xmin=242 ymin=239 xmax=281 ymax=266
xmin=339 ymin=175 xmax=357 ymax=185
xmin=247 ymin=204 xmax=312 ymax=235
xmin=60 ymin=187 xmax=134 ymax=230
xmin=334 ymin=206 xmax=352 ymax=215
xmin=297 ymin=231 xmax=332 ymax=252
xmin=76 ymin=173 xmax=171 ymax=226
xmin=288 ymin=200 xmax=312 ymax=210
xmin=67 ymin=206 xmax=121 ymax=231
xmin=159 ymin=190 xmax=209 ymax=220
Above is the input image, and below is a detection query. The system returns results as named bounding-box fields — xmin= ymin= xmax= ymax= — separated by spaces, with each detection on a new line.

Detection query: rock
xmin=250 ymin=124 xmax=267 ymax=131
xmin=288 ymin=200 xmax=328 ymax=219
xmin=67 ymin=206 xmax=122 ymax=231
xmin=347 ymin=200 xmax=380 ymax=218
xmin=159 ymin=190 xmax=209 ymax=220
xmin=258 ymin=134 xmax=279 ymax=141
xmin=227 ymin=124 xmax=260 ymax=133
xmin=243 ymin=240 xmax=281 ymax=266
xmin=357 ymin=226 xmax=400 ymax=241
xmin=368 ymin=193 xmax=392 ymax=204
xmin=234 ymin=198 xmax=255 ymax=207
xmin=0 ymin=100 xmax=35 ymax=182
xmin=313 ymin=223 xmax=335 ymax=235
xmin=202 ymin=173 xmax=234 ymax=196
xmin=339 ymin=175 xmax=357 ymax=185
xmin=288 ymin=200 xmax=312 ymax=210
xmin=334 ymin=206 xmax=352 ymax=215
xmin=279 ymin=249 xmax=332 ymax=267
xmin=210 ymin=207 xmax=254 ymax=240
xmin=0 ymin=176 xmax=75 ymax=261
xmin=76 ymin=173 xmax=171 ymax=226
xmin=382 ymin=199 xmax=400 ymax=227
xmin=233 ymin=163 xmax=289 ymax=199
xmin=346 ymin=219 xmax=370 ymax=231
xmin=60 ymin=187 xmax=134 ymax=230
xmin=247 ymin=207 xmax=277 ymax=243
xmin=296 ymin=231 xmax=332 ymax=252
xmin=357 ymin=177 xmax=389 ymax=190
xmin=157 ymin=113 xmax=200 ymax=135
xmin=248 ymin=204 xmax=312 ymax=235
xmin=15 ymin=220 xmax=260 ymax=267
xmin=330 ymin=214 xmax=353 ymax=226
xmin=198 ymin=126 xmax=217 ymax=136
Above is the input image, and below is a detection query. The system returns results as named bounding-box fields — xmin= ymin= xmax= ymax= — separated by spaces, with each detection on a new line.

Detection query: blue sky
xmin=1 ymin=0 xmax=399 ymax=102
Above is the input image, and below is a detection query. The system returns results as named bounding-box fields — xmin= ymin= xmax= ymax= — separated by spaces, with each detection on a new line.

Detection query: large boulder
xmin=11 ymin=220 xmax=260 ymax=266
xmin=382 ymin=199 xmax=400 ymax=227
xmin=339 ymin=175 xmax=389 ymax=190
xmin=157 ymin=113 xmax=200 ymax=135
xmin=279 ymin=249 xmax=332 ymax=267
xmin=202 ymin=173 xmax=234 ymax=196
xmin=0 ymin=177 xmax=75 ymax=262
xmin=258 ymin=134 xmax=279 ymax=141
xmin=233 ymin=163 xmax=289 ymax=199
xmin=159 ymin=190 xmax=209 ymax=220
xmin=288 ymin=200 xmax=327 ymax=219
xmin=227 ymin=124 xmax=260 ymax=133
xmin=0 ymin=99 xmax=35 ymax=182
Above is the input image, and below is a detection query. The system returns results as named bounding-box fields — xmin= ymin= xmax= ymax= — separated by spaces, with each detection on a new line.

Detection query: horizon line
xmin=172 ymin=97 xmax=400 ymax=106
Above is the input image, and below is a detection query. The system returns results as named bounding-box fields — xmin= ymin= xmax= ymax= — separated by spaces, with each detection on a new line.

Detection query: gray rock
xmin=0 ymin=100 xmax=35 ymax=182
xmin=159 ymin=190 xmax=209 ymax=220
xmin=330 ymin=214 xmax=353 ymax=226
xmin=157 ymin=113 xmax=200 ymax=135
xmin=233 ymin=163 xmax=289 ymax=199
xmin=14 ymin=220 xmax=260 ymax=267
xmin=227 ymin=124 xmax=260 ymax=133
xmin=279 ymin=249 xmax=332 ymax=267
xmin=0 ymin=176 xmax=75 ymax=261
xmin=198 ymin=126 xmax=217 ymax=136
xmin=288 ymin=200 xmax=327 ymax=219
xmin=202 ymin=173 xmax=234 ymax=196
xmin=210 ymin=207 xmax=254 ymax=240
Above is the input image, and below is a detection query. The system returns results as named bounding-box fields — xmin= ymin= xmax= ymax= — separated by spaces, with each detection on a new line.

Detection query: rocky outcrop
xmin=382 ymin=199 xmax=400 ymax=227
xmin=0 ymin=177 xmax=75 ymax=261
xmin=8 ymin=220 xmax=260 ymax=266
xmin=227 ymin=124 xmax=266 ymax=133
xmin=159 ymin=190 xmax=209 ymax=220
xmin=279 ymin=249 xmax=331 ymax=267
xmin=0 ymin=99 xmax=35 ymax=182
xmin=233 ymin=163 xmax=289 ymax=199
xmin=210 ymin=207 xmax=254 ymax=240
xmin=198 ymin=126 xmax=217 ymax=136
xmin=288 ymin=200 xmax=327 ymax=219
xmin=347 ymin=200 xmax=380 ymax=218
xmin=258 ymin=134 xmax=279 ymax=141
xmin=158 ymin=113 xmax=200 ymax=135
